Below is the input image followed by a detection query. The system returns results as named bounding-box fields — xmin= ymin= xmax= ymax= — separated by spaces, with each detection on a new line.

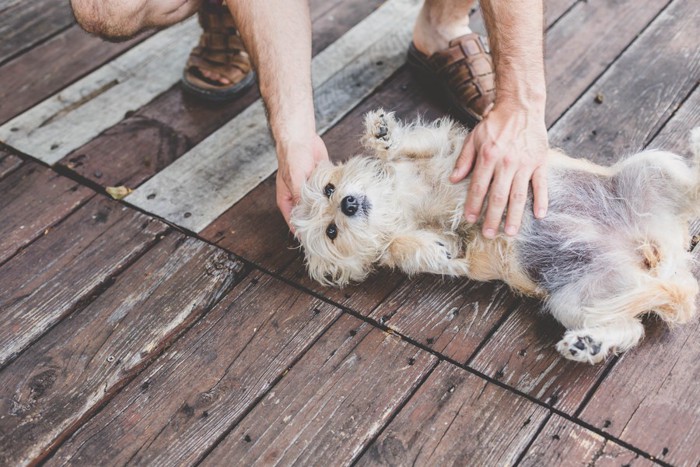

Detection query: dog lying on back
xmin=291 ymin=110 xmax=700 ymax=364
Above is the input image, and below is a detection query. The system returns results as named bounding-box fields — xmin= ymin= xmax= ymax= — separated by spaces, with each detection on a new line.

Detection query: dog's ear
xmin=306 ymin=251 xmax=373 ymax=288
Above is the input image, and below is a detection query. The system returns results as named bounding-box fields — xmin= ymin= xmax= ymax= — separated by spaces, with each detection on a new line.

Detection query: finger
xmin=450 ymin=133 xmax=476 ymax=183
xmin=276 ymin=176 xmax=296 ymax=234
xmin=463 ymin=151 xmax=496 ymax=223
xmin=531 ymin=166 xmax=548 ymax=218
xmin=481 ymin=168 xmax=516 ymax=239
xmin=504 ymin=170 xmax=531 ymax=236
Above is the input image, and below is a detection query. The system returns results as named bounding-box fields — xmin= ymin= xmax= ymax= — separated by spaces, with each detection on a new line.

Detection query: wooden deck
xmin=1 ymin=0 xmax=699 ymax=465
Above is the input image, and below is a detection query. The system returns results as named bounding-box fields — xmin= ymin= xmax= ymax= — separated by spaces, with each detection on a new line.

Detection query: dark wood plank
xmin=0 ymin=196 xmax=167 ymax=367
xmin=544 ymin=0 xmax=670 ymax=125
xmin=469 ymin=303 xmax=608 ymax=414
xmin=356 ymin=362 xmax=549 ymax=466
xmin=0 ymin=234 xmax=246 ymax=466
xmin=47 ymin=271 xmax=341 ymax=466
xmin=0 ymin=162 xmax=92 ymax=265
xmin=369 ymin=277 xmax=517 ymax=364
xmin=0 ymin=26 xmax=149 ymax=125
xmin=0 ymin=149 xmax=22 ymax=179
xmin=58 ymin=0 xmax=386 ymax=189
xmin=550 ymin=0 xmax=700 ymax=162
xmin=519 ymin=414 xmax=653 ymax=466
xmin=202 ymin=315 xmax=436 ymax=465
xmin=0 ymin=0 xmax=75 ymax=66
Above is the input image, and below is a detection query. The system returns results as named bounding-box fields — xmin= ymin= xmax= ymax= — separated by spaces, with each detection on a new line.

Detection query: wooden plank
xmin=549 ymin=0 xmax=700 ymax=162
xmin=47 ymin=271 xmax=341 ymax=466
xmin=0 ymin=196 xmax=167 ymax=367
xmin=0 ymin=0 xmax=75 ymax=66
xmin=0 ymin=162 xmax=92 ymax=265
xmin=126 ymin=0 xmax=422 ymax=232
xmin=544 ymin=0 xmax=578 ymax=23
xmin=201 ymin=316 xmax=436 ymax=465
xmin=368 ymin=278 xmax=517 ymax=363
xmin=544 ymin=0 xmax=670 ymax=126
xmin=0 ymin=234 xmax=247 ymax=466
xmin=356 ymin=362 xmax=549 ymax=466
xmin=56 ymin=0 xmax=385 ymax=190
xmin=0 ymin=18 xmax=200 ymax=165
xmin=0 ymin=150 xmax=22 ymax=179
xmin=0 ymin=26 xmax=149 ymax=125
xmin=519 ymin=414 xmax=654 ymax=466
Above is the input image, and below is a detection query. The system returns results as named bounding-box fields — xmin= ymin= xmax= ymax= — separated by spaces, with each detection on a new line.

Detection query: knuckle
xmin=510 ymin=190 xmax=527 ymax=203
xmin=490 ymin=192 xmax=508 ymax=206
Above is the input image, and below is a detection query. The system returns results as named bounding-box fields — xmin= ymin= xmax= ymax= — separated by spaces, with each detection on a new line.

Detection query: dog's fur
xmin=291 ymin=110 xmax=700 ymax=363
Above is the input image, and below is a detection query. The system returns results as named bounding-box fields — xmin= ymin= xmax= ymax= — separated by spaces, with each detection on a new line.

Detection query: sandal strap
xmin=193 ymin=8 xmax=252 ymax=73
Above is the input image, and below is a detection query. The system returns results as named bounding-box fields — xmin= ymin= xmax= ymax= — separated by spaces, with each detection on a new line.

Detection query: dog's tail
xmin=582 ymin=276 xmax=698 ymax=326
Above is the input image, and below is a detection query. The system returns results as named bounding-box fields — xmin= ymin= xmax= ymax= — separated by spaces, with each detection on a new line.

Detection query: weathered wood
xmin=369 ymin=277 xmax=517 ymax=364
xmin=202 ymin=315 xmax=436 ymax=465
xmin=576 ymin=243 xmax=700 ymax=466
xmin=549 ymin=0 xmax=700 ymax=162
xmin=127 ymin=0 xmax=422 ymax=232
xmin=0 ymin=18 xmax=200 ymax=165
xmin=544 ymin=0 xmax=670 ymax=126
xmin=0 ymin=162 xmax=92 ymax=265
xmin=0 ymin=196 xmax=167 ymax=367
xmin=469 ymin=304 xmax=608 ymax=414
xmin=0 ymin=0 xmax=75 ymax=66
xmin=0 ymin=150 xmax=22 ymax=179
xmin=0 ymin=234 xmax=246 ymax=466
xmin=0 ymin=26 xmax=149 ymax=125
xmin=57 ymin=0 xmax=385 ymax=189
xmin=356 ymin=362 xmax=549 ymax=466
xmin=47 ymin=271 xmax=341 ymax=466
xmin=544 ymin=0 xmax=578 ymax=24
xmin=519 ymin=414 xmax=653 ymax=466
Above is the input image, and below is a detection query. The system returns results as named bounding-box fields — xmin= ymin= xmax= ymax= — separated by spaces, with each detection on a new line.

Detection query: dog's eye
xmin=326 ymin=223 xmax=338 ymax=240
xmin=324 ymin=183 xmax=335 ymax=197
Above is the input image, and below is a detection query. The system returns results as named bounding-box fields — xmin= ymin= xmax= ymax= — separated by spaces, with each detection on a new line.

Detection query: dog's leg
xmin=556 ymin=318 xmax=644 ymax=364
xmin=381 ymin=231 xmax=470 ymax=276
xmin=362 ymin=108 xmax=397 ymax=157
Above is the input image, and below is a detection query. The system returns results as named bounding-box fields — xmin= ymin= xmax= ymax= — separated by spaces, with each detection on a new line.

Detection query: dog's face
xmin=291 ymin=156 xmax=399 ymax=286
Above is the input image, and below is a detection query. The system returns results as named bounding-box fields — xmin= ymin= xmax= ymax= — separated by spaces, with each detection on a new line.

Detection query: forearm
xmin=226 ymin=0 xmax=316 ymax=147
xmin=480 ymin=0 xmax=546 ymax=111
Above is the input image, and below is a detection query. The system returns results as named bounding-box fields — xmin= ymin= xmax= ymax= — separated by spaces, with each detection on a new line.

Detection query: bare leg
xmin=70 ymin=0 xmax=202 ymax=40
xmin=412 ymin=0 xmax=477 ymax=55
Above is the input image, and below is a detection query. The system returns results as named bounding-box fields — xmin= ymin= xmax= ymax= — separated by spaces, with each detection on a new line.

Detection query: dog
xmin=291 ymin=109 xmax=700 ymax=364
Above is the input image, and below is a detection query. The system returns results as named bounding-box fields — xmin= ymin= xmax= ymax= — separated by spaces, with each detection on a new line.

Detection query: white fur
xmin=291 ymin=109 xmax=700 ymax=364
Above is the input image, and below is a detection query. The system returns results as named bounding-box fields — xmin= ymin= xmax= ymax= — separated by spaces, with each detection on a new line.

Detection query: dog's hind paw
xmin=556 ymin=332 xmax=607 ymax=364
xmin=362 ymin=109 xmax=396 ymax=152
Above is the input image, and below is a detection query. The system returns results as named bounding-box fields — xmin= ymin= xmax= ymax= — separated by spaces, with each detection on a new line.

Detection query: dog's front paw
xmin=436 ymin=241 xmax=452 ymax=260
xmin=556 ymin=332 xmax=607 ymax=364
xmin=363 ymin=109 xmax=396 ymax=151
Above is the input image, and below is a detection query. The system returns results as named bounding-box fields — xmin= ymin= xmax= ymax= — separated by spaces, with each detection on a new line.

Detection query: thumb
xmin=451 ymin=132 xmax=476 ymax=182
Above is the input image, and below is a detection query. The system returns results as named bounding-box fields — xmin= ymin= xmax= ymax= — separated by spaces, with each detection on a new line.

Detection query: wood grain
xmin=47 ymin=271 xmax=341 ymax=466
xmin=0 ymin=18 xmax=200 ymax=165
xmin=0 ymin=150 xmax=22 ymax=179
xmin=0 ymin=234 xmax=247 ymax=466
xmin=56 ymin=0 xmax=385 ymax=190
xmin=356 ymin=362 xmax=549 ymax=466
xmin=369 ymin=277 xmax=517 ymax=364
xmin=126 ymin=0 xmax=422 ymax=232
xmin=519 ymin=414 xmax=653 ymax=466
xmin=0 ymin=26 xmax=149 ymax=125
xmin=202 ymin=315 xmax=436 ymax=465
xmin=0 ymin=0 xmax=75 ymax=66
xmin=0 ymin=196 xmax=167 ymax=367
xmin=0 ymin=162 xmax=92 ymax=265
xmin=549 ymin=0 xmax=700 ymax=162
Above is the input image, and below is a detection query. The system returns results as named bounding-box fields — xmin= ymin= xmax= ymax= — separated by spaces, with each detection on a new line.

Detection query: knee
xmin=70 ymin=0 xmax=145 ymax=41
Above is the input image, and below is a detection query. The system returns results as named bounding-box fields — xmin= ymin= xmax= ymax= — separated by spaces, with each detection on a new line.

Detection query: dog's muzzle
xmin=341 ymin=196 xmax=359 ymax=216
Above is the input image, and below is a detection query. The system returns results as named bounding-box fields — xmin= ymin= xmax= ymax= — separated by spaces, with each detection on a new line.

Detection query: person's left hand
xmin=450 ymin=103 xmax=549 ymax=238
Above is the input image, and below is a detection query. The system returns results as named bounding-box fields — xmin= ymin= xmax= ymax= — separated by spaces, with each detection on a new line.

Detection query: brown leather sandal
xmin=181 ymin=1 xmax=255 ymax=101
xmin=407 ymin=33 xmax=495 ymax=123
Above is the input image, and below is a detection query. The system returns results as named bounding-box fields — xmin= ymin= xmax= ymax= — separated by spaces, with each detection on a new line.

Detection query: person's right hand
xmin=276 ymin=134 xmax=329 ymax=232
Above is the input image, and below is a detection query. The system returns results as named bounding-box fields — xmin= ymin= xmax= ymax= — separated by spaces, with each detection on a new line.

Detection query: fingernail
xmin=505 ymin=225 xmax=517 ymax=236
xmin=537 ymin=208 xmax=547 ymax=218
xmin=466 ymin=214 xmax=477 ymax=223
xmin=450 ymin=168 xmax=460 ymax=179
xmin=483 ymin=228 xmax=495 ymax=238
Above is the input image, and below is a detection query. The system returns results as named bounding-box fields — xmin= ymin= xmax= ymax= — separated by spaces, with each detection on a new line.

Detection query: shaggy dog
xmin=291 ymin=110 xmax=700 ymax=363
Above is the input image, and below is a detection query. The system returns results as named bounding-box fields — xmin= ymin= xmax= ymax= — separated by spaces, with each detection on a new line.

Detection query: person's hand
xmin=276 ymin=134 xmax=329 ymax=232
xmin=450 ymin=103 xmax=549 ymax=238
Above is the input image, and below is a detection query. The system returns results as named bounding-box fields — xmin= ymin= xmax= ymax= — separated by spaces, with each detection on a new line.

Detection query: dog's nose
xmin=341 ymin=196 xmax=359 ymax=216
